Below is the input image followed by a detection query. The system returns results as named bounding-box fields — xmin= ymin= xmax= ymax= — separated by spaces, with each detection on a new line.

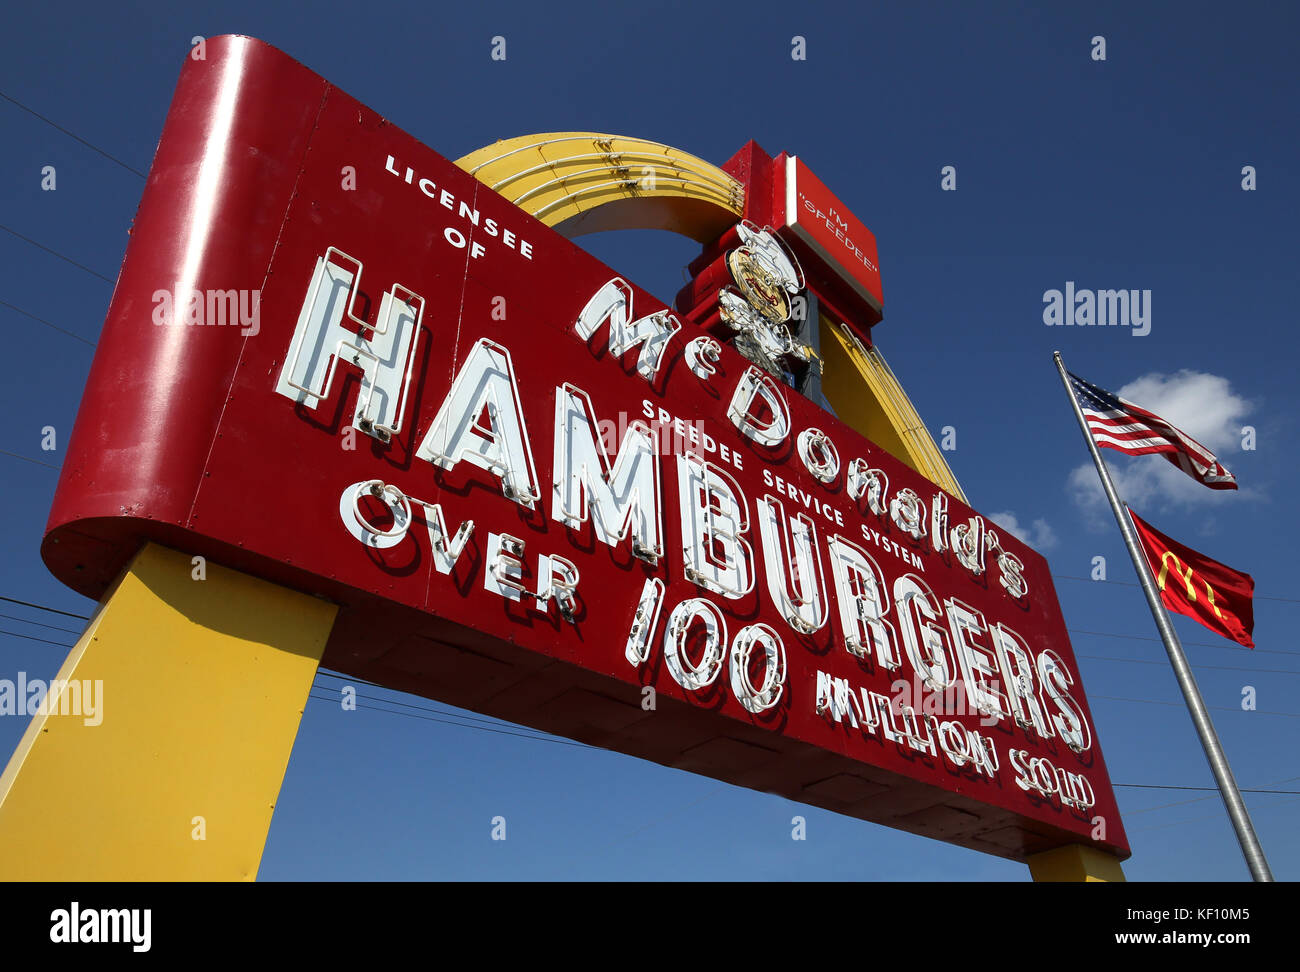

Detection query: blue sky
xmin=2 ymin=0 xmax=1297 ymax=880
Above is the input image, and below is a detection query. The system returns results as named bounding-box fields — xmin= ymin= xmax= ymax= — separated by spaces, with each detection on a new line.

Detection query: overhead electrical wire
xmin=1124 ymin=776 xmax=1300 ymax=816
xmin=305 ymin=692 xmax=591 ymax=750
xmin=0 ymin=611 xmax=83 ymax=635
xmin=1076 ymin=653 xmax=1300 ymax=675
xmin=0 ymin=298 xmax=97 ymax=347
xmin=0 ymin=626 xmax=82 ymax=648
xmin=1054 ymin=571 xmax=1300 ymax=606
xmin=0 ymin=89 xmax=148 ymax=178
xmin=1115 ymin=782 xmax=1300 ymax=795
xmin=1069 ymin=625 xmax=1300 ymax=657
xmin=0 ymin=595 xmax=90 ymax=620
xmin=1130 ymin=795 xmax=1300 ymax=835
xmin=1093 ymin=693 xmax=1300 ymax=719
xmin=0 ymin=223 xmax=114 ymax=283
xmin=2 ymin=607 xmax=1295 ymax=822
xmin=3 ymin=592 xmax=1299 ymax=713
xmin=0 ymin=448 xmax=59 ymax=470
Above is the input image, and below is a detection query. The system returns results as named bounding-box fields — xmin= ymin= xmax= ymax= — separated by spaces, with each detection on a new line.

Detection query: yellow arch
xmin=819 ymin=318 xmax=967 ymax=502
xmin=456 ymin=133 xmax=744 ymax=242
xmin=456 ymin=133 xmax=966 ymax=503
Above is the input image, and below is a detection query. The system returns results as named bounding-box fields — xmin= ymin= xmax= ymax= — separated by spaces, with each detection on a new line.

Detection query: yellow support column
xmin=0 ymin=543 xmax=336 ymax=880
xmin=1027 ymin=844 xmax=1127 ymax=882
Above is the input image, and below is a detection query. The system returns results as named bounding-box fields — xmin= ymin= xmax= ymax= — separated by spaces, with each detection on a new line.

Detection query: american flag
xmin=1068 ymin=372 xmax=1238 ymax=490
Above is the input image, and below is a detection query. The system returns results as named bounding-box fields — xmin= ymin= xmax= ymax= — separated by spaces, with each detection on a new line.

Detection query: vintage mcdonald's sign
xmin=1130 ymin=510 xmax=1256 ymax=649
xmin=39 ymin=35 xmax=1128 ymax=864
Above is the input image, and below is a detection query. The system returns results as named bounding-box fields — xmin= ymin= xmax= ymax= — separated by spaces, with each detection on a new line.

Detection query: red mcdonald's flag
xmin=1129 ymin=510 xmax=1256 ymax=649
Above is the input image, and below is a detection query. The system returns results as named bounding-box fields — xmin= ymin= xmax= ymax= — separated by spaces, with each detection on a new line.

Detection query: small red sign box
xmin=772 ymin=154 xmax=885 ymax=333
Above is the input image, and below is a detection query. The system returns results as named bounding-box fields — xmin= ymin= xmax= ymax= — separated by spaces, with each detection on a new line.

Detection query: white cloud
xmin=988 ymin=511 xmax=1058 ymax=550
xmin=1067 ymin=369 xmax=1256 ymax=526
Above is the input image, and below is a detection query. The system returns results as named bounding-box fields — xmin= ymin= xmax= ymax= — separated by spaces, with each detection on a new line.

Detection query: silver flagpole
xmin=1053 ymin=351 xmax=1273 ymax=882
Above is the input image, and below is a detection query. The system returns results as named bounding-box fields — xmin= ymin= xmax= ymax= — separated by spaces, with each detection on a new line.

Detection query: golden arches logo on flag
xmin=1129 ymin=510 xmax=1256 ymax=649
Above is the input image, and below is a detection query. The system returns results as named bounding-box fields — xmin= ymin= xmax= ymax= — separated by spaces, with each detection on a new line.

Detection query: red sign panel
xmin=773 ymin=154 xmax=885 ymax=322
xmin=43 ymin=36 xmax=1127 ymax=862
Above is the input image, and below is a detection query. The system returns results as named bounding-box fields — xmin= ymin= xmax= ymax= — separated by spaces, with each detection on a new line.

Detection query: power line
xmin=1070 ymin=625 xmax=1300 ymax=658
xmin=1077 ymin=653 xmax=1300 ymax=676
xmin=1123 ymin=775 xmax=1300 ymax=818
xmin=0 ymin=611 xmax=83 ymax=635
xmin=1125 ymin=791 xmax=1220 ymax=816
xmin=0 ymin=298 xmax=97 ymax=347
xmin=1123 ymin=774 xmax=1300 ymax=834
xmin=0 ymin=642 xmax=585 ymax=750
xmin=1093 ymin=693 xmax=1300 ymax=718
xmin=0 ymin=223 xmax=114 ymax=283
xmin=313 ymin=669 xmax=385 ymax=690
xmin=1115 ymin=783 xmax=1300 ymax=795
xmin=0 ymin=448 xmax=59 ymax=470
xmin=0 ymin=626 xmax=76 ymax=648
xmin=0 ymin=89 xmax=148 ymax=178
xmin=0 ymin=630 xmax=601 ymax=752
xmin=1130 ymin=794 xmax=1300 ymax=835
xmin=1055 ymin=572 xmax=1300 ymax=605
xmin=305 ymin=691 xmax=591 ymax=750
xmin=312 ymin=673 xmax=577 ymax=738
xmin=7 ymin=606 xmax=1298 ymax=832
xmin=0 ymin=595 xmax=90 ymax=620
xmin=4 ymin=593 xmax=1295 ymax=714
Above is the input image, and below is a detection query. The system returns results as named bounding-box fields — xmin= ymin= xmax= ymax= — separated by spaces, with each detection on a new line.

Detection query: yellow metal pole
xmin=0 ymin=543 xmax=335 ymax=880
xmin=1027 ymin=844 xmax=1127 ymax=882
